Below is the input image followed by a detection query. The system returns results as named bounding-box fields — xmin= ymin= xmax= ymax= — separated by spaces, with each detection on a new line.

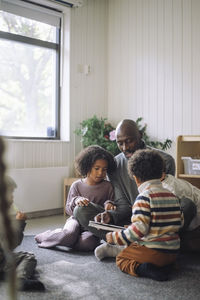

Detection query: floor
xmin=24 ymin=214 xmax=67 ymax=235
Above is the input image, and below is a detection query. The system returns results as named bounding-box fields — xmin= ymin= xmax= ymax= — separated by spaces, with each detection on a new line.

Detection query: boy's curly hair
xmin=128 ymin=149 xmax=164 ymax=182
xmin=75 ymin=145 xmax=116 ymax=177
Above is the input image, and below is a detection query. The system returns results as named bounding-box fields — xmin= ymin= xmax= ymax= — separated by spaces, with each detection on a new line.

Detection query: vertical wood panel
xmin=120 ymin=0 xmax=129 ymax=118
xmin=127 ymin=0 xmax=137 ymax=121
xmin=108 ymin=0 xmax=200 ymax=158
xmin=136 ymin=0 xmax=144 ymax=118
xmin=147 ymin=0 xmax=157 ymax=138
xmin=142 ymin=0 xmax=150 ymax=127
xmin=14 ymin=142 xmax=25 ymax=168
xmin=157 ymin=0 xmax=165 ymax=140
xmin=24 ymin=142 xmax=34 ymax=168
xmin=192 ymin=0 xmax=200 ymax=133
xmin=173 ymin=0 xmax=182 ymax=138
xmin=108 ymin=0 xmax=118 ymax=121
xmin=182 ymin=0 xmax=192 ymax=133
xmin=163 ymin=0 xmax=173 ymax=138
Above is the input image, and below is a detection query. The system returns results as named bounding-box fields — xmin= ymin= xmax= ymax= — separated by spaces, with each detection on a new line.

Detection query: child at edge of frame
xmin=0 ymin=175 xmax=45 ymax=291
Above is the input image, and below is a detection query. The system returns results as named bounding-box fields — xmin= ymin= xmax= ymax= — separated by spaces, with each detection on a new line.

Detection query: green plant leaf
xmin=136 ymin=117 xmax=172 ymax=150
xmin=75 ymin=115 xmax=172 ymax=156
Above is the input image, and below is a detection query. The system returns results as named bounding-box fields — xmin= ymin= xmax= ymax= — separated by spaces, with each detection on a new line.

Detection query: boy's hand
xmin=106 ymin=232 xmax=114 ymax=244
xmin=124 ymin=224 xmax=131 ymax=228
xmin=16 ymin=211 xmax=27 ymax=220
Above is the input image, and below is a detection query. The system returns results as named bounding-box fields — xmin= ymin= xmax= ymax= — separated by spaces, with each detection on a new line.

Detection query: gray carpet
xmin=0 ymin=235 xmax=200 ymax=300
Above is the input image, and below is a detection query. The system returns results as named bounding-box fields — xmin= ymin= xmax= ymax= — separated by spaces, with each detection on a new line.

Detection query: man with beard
xmin=74 ymin=119 xmax=195 ymax=239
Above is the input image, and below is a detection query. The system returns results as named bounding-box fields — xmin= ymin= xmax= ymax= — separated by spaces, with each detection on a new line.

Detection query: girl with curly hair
xmin=35 ymin=145 xmax=116 ymax=251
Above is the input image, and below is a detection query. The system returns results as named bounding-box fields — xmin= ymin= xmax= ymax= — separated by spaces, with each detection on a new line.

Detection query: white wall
xmin=107 ymin=0 xmax=200 ymax=157
xmin=5 ymin=0 xmax=108 ymax=173
xmin=4 ymin=0 xmax=200 ymax=212
xmin=8 ymin=167 xmax=68 ymax=213
xmin=4 ymin=0 xmax=108 ymax=212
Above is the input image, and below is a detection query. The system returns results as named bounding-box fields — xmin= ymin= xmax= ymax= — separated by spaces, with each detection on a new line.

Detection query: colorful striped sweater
xmin=112 ymin=179 xmax=183 ymax=252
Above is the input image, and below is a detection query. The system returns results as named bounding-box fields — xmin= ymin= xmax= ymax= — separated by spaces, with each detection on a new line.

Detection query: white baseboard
xmin=26 ymin=208 xmax=63 ymax=219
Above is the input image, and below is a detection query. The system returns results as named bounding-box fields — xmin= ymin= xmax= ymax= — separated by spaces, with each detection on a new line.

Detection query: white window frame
xmin=0 ymin=0 xmax=70 ymax=141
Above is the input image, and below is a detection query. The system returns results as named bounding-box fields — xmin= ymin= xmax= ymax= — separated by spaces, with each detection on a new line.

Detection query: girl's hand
xmin=76 ymin=198 xmax=90 ymax=206
xmin=106 ymin=232 xmax=114 ymax=244
xmin=16 ymin=211 xmax=27 ymax=220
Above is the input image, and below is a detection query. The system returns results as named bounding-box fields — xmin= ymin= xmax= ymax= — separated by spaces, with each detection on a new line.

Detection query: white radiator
xmin=8 ymin=167 xmax=69 ymax=213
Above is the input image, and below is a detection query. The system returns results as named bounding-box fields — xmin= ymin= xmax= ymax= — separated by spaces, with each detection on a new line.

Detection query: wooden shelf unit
xmin=176 ymin=135 xmax=200 ymax=189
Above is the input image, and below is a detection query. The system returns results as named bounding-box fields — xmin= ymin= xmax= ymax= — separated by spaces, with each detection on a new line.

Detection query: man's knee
xmin=180 ymin=197 xmax=197 ymax=231
xmin=73 ymin=206 xmax=88 ymax=226
xmin=73 ymin=203 xmax=102 ymax=227
xmin=180 ymin=225 xmax=200 ymax=252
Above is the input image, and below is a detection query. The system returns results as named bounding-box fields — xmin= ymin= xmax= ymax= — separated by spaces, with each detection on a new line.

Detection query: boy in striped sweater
xmin=96 ymin=149 xmax=183 ymax=281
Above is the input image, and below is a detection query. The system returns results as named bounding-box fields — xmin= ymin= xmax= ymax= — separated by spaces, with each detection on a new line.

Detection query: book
xmin=89 ymin=220 xmax=124 ymax=232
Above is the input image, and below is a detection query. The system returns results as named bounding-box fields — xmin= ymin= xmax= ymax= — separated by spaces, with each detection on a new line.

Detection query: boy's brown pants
xmin=116 ymin=242 xmax=177 ymax=276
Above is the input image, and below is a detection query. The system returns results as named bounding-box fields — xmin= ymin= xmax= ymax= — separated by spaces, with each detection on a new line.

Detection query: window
xmin=0 ymin=0 xmax=62 ymax=139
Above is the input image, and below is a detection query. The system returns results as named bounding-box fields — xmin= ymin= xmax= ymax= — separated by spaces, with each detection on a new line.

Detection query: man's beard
xmin=123 ymin=142 xmax=142 ymax=159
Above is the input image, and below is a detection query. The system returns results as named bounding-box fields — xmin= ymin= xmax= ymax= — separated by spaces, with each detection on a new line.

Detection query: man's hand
xmin=75 ymin=198 xmax=90 ymax=207
xmin=94 ymin=211 xmax=111 ymax=224
xmin=104 ymin=202 xmax=116 ymax=211
xmin=106 ymin=232 xmax=114 ymax=244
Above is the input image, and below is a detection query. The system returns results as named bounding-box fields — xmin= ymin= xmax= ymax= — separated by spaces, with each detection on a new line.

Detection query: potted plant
xmin=75 ymin=115 xmax=172 ymax=156
xmin=75 ymin=115 xmax=120 ymax=156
